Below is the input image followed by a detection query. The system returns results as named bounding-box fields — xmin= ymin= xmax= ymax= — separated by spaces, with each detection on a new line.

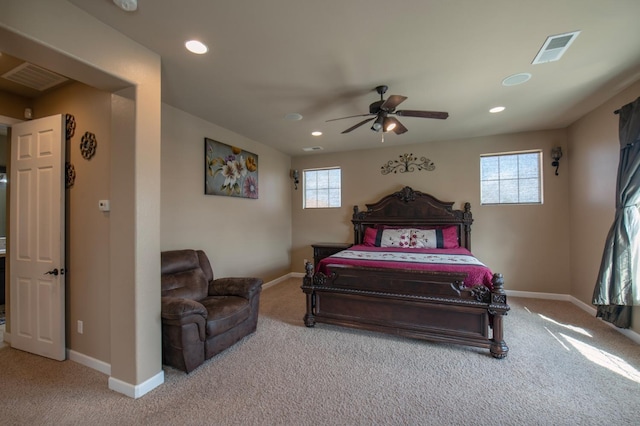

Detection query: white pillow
xmin=380 ymin=229 xmax=411 ymax=248
xmin=410 ymin=229 xmax=438 ymax=249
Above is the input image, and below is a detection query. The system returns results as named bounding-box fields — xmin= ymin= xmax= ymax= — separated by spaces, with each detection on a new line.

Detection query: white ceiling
xmin=65 ymin=0 xmax=640 ymax=156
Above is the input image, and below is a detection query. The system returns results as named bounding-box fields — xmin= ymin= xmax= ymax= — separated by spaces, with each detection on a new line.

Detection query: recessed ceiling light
xmin=284 ymin=113 xmax=303 ymax=121
xmin=185 ymin=40 xmax=208 ymax=54
xmin=502 ymin=73 xmax=532 ymax=86
xmin=489 ymin=106 xmax=505 ymax=113
xmin=311 ymin=131 xmax=322 ymax=136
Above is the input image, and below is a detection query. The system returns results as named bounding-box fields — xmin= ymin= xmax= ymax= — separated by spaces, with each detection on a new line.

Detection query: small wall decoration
xmin=381 ymin=153 xmax=435 ymax=175
xmin=80 ymin=131 xmax=97 ymax=160
xmin=65 ymin=114 xmax=76 ymax=140
xmin=205 ymin=138 xmax=258 ymax=199
xmin=65 ymin=162 xmax=76 ymax=188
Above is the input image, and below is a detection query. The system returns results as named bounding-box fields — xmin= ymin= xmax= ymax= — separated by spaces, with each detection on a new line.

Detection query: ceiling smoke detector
xmin=113 ymin=0 xmax=137 ymax=12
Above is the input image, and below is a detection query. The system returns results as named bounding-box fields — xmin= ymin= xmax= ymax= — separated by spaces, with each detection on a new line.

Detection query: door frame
xmin=0 ymin=115 xmax=23 ymax=343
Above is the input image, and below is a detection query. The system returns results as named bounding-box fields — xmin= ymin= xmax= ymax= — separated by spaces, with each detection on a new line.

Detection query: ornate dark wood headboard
xmin=351 ymin=186 xmax=473 ymax=250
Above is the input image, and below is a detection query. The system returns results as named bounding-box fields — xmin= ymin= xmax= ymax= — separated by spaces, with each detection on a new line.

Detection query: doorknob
xmin=44 ymin=268 xmax=59 ymax=276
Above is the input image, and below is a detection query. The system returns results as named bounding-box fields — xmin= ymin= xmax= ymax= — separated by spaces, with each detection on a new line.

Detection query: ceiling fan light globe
xmin=371 ymin=122 xmax=382 ymax=131
xmin=385 ymin=122 xmax=396 ymax=132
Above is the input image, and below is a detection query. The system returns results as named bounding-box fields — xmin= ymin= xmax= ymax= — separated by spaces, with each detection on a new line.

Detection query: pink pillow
xmin=440 ymin=226 xmax=460 ymax=249
xmin=363 ymin=227 xmax=378 ymax=246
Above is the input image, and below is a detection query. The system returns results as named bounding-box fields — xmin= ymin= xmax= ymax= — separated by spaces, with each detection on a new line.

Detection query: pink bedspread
xmin=317 ymin=245 xmax=494 ymax=288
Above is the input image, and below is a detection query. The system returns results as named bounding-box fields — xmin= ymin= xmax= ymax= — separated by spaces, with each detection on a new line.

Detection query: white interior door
xmin=9 ymin=114 xmax=65 ymax=361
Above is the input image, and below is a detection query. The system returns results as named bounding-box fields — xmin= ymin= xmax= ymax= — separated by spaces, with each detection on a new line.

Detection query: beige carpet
xmin=1 ymin=278 xmax=639 ymax=425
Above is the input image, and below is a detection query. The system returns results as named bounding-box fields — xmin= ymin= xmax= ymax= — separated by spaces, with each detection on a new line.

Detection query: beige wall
xmin=568 ymin=80 xmax=640 ymax=333
xmin=1 ymin=0 xmax=162 ymax=393
xmin=0 ymin=91 xmax=31 ymax=120
xmin=161 ymin=104 xmax=292 ymax=281
xmin=292 ymin=129 xmax=571 ymax=294
xmin=32 ymin=82 xmax=112 ymax=362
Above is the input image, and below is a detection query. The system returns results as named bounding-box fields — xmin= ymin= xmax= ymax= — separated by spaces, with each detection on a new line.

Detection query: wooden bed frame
xmin=301 ymin=186 xmax=510 ymax=358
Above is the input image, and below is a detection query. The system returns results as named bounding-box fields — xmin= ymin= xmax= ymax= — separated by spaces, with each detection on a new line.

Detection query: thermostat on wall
xmin=98 ymin=200 xmax=110 ymax=212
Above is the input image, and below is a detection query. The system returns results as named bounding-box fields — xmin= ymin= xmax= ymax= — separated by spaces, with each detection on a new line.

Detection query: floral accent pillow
xmin=410 ymin=227 xmax=460 ymax=249
xmin=379 ymin=229 xmax=411 ymax=248
xmin=410 ymin=229 xmax=438 ymax=248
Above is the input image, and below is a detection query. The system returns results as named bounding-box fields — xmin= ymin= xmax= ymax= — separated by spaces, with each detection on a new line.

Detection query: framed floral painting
xmin=205 ymin=138 xmax=258 ymax=199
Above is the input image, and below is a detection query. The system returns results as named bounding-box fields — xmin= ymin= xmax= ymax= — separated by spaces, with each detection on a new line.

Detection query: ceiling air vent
xmin=2 ymin=62 xmax=68 ymax=91
xmin=302 ymin=146 xmax=324 ymax=152
xmin=532 ymin=31 xmax=580 ymax=65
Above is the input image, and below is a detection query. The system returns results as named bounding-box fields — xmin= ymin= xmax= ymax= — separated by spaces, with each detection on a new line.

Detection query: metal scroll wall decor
xmin=80 ymin=131 xmax=97 ymax=160
xmin=64 ymin=113 xmax=99 ymax=188
xmin=65 ymin=114 xmax=76 ymax=188
xmin=381 ymin=153 xmax=435 ymax=175
xmin=65 ymin=162 xmax=76 ymax=188
xmin=65 ymin=113 xmax=76 ymax=139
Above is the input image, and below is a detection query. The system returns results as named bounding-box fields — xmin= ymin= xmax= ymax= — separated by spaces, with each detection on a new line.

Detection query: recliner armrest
xmin=161 ymin=296 xmax=207 ymax=320
xmin=208 ymin=277 xmax=263 ymax=300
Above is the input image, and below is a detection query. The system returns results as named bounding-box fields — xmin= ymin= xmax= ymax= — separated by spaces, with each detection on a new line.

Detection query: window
xmin=303 ymin=167 xmax=341 ymax=208
xmin=480 ymin=151 xmax=542 ymax=205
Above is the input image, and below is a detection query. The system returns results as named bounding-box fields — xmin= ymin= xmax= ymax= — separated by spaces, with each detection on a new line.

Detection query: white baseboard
xmin=67 ymin=349 xmax=111 ymax=375
xmin=506 ymin=290 xmax=640 ymax=345
xmin=262 ymin=272 xmax=303 ymax=290
xmin=108 ymin=370 xmax=165 ymax=399
xmin=505 ymin=289 xmax=573 ymax=301
xmin=67 ymin=349 xmax=164 ymax=398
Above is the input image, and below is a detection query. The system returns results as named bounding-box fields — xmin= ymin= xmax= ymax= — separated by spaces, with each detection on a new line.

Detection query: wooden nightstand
xmin=312 ymin=242 xmax=353 ymax=266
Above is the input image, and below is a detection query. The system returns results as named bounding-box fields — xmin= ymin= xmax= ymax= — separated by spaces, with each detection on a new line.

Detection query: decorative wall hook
xmin=65 ymin=114 xmax=76 ymax=140
xmin=80 ymin=131 xmax=97 ymax=160
xmin=290 ymin=169 xmax=300 ymax=190
xmin=65 ymin=162 xmax=76 ymax=188
xmin=551 ymin=147 xmax=563 ymax=176
xmin=381 ymin=153 xmax=435 ymax=175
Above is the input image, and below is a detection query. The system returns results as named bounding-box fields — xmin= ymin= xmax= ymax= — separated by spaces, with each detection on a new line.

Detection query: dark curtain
xmin=593 ymin=96 xmax=640 ymax=328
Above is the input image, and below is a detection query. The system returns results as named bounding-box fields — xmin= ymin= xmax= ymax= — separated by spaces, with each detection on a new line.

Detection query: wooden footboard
xmin=301 ymin=261 xmax=510 ymax=358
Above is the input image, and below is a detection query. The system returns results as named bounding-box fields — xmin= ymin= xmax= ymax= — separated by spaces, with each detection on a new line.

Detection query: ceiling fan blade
xmin=380 ymin=95 xmax=407 ymax=111
xmin=326 ymin=113 xmax=374 ymax=122
xmin=342 ymin=117 xmax=375 ymax=133
xmin=396 ymin=110 xmax=449 ymax=119
xmin=386 ymin=117 xmax=408 ymax=135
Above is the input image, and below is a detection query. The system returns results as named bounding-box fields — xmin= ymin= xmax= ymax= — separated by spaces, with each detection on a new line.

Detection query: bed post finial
xmin=492 ymin=273 xmax=505 ymax=296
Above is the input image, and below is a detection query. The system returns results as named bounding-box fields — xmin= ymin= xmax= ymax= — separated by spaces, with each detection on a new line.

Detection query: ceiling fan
xmin=326 ymin=85 xmax=448 ymax=135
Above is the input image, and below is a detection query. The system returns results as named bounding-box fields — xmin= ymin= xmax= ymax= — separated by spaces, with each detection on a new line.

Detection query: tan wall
xmin=32 ymin=82 xmax=112 ymax=362
xmin=1 ymin=0 xmax=162 ymax=390
xmin=292 ymin=129 xmax=571 ymax=294
xmin=0 ymin=91 xmax=31 ymax=120
xmin=161 ymin=104 xmax=292 ymax=282
xmin=568 ymin=80 xmax=640 ymax=333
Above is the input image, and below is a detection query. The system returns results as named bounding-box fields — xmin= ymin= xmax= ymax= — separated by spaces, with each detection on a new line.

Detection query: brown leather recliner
xmin=160 ymin=249 xmax=262 ymax=372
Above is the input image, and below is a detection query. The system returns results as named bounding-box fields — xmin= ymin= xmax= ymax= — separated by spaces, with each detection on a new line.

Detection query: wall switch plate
xmin=98 ymin=200 xmax=110 ymax=212
xmin=77 ymin=320 xmax=83 ymax=334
